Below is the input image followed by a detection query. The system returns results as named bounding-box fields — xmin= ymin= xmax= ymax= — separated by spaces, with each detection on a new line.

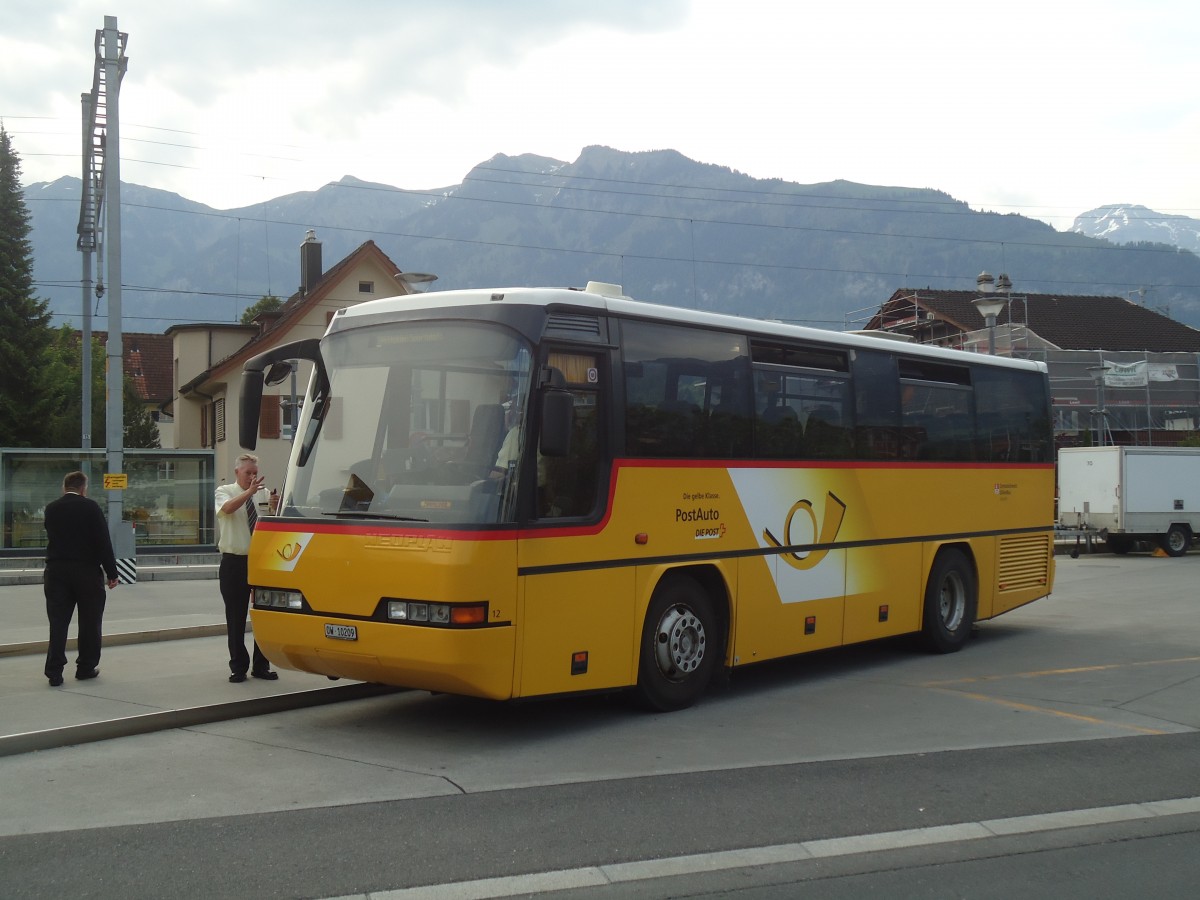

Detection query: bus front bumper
xmin=250 ymin=609 xmax=516 ymax=700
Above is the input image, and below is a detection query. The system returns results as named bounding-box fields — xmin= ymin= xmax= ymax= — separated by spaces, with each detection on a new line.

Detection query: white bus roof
xmin=335 ymin=284 xmax=1046 ymax=373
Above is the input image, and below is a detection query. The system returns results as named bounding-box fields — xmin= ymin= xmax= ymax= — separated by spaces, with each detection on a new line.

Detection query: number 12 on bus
xmin=241 ymin=281 xmax=1054 ymax=711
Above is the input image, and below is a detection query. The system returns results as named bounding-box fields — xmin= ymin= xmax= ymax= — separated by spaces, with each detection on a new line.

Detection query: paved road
xmin=0 ymin=552 xmax=1197 ymax=897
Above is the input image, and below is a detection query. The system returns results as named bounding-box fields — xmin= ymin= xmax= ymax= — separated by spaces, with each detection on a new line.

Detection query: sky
xmin=2 ymin=0 xmax=1199 ymax=232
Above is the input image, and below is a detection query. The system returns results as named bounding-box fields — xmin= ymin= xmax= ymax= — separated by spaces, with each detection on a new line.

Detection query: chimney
xmin=300 ymin=229 xmax=322 ymax=295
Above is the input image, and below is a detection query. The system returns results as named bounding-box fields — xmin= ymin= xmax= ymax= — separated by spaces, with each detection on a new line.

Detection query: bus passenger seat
xmin=804 ymin=406 xmax=849 ymax=458
xmin=760 ymin=403 xmax=798 ymax=424
xmin=464 ymin=404 xmax=506 ymax=472
xmin=658 ymin=399 xmax=701 ymax=454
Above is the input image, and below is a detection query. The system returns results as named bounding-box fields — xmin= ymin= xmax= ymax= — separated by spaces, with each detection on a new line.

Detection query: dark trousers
xmin=44 ymin=560 xmax=107 ymax=678
xmin=219 ymin=553 xmax=269 ymax=675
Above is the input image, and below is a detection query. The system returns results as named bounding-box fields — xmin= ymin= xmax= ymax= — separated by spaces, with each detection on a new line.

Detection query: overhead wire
xmin=11 ymin=112 xmax=1199 ymax=219
xmin=14 ymin=118 xmax=1200 ymax=323
xmin=28 ymin=182 xmax=1195 ymax=261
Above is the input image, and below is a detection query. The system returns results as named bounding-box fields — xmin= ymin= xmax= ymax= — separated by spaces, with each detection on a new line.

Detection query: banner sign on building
xmin=1100 ymin=361 xmax=1179 ymax=388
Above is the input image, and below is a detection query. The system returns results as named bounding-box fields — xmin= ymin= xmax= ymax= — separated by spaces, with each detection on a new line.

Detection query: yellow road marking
xmin=932 ymin=689 xmax=1169 ymax=735
xmin=923 ymin=656 xmax=1200 ymax=688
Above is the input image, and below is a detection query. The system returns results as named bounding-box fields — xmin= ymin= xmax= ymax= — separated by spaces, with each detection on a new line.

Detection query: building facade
xmin=864 ymin=278 xmax=1200 ymax=447
xmin=168 ymin=232 xmax=422 ymax=488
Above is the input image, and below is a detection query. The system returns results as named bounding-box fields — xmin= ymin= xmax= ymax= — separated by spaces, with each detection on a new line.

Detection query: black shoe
xmin=251 ymin=669 xmax=279 ymax=681
xmin=75 ymin=668 xmax=99 ymax=680
xmin=48 ymin=674 xmax=64 ymax=687
xmin=229 ymin=672 xmax=247 ymax=683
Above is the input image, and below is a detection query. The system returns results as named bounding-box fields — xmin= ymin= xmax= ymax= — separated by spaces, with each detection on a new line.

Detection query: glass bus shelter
xmin=1 ymin=449 xmax=216 ymax=554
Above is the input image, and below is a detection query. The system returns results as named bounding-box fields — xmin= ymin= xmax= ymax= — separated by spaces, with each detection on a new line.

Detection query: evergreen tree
xmin=41 ymin=327 xmax=160 ymax=448
xmin=123 ymin=376 xmax=161 ymax=449
xmin=0 ymin=126 xmax=55 ymax=446
xmin=42 ymin=327 xmax=104 ymax=447
xmin=241 ymin=294 xmax=283 ymax=325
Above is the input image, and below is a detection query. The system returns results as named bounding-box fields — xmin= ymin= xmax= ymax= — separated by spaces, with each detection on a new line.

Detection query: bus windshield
xmin=285 ymin=321 xmax=534 ymax=526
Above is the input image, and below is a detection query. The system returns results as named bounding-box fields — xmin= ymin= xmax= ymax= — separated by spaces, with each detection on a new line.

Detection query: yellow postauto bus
xmin=240 ymin=281 xmax=1055 ymax=710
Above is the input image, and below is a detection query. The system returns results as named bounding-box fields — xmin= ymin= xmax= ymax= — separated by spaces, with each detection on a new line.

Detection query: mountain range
xmin=1071 ymin=204 xmax=1200 ymax=255
xmin=22 ymin=145 xmax=1200 ymax=334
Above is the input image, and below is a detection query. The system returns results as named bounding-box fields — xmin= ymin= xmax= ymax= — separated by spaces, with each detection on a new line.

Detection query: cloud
xmin=44 ymin=1 xmax=685 ymax=109
xmin=3 ymin=0 xmax=688 ymax=204
xmin=6 ymin=0 xmax=1200 ymax=223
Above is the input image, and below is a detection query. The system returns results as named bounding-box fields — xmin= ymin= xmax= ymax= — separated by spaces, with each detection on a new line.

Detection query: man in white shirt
xmin=215 ymin=453 xmax=278 ymax=683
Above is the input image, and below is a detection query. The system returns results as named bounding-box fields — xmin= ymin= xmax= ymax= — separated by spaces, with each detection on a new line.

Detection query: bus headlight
xmin=385 ymin=600 xmax=487 ymax=626
xmin=255 ymin=588 xmax=304 ymax=610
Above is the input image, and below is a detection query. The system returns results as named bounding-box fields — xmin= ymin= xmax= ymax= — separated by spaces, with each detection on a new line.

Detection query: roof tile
xmin=872 ymin=289 xmax=1200 ymax=351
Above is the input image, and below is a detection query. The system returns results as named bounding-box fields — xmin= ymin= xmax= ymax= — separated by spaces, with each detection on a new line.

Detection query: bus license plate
xmin=324 ymin=623 xmax=358 ymax=641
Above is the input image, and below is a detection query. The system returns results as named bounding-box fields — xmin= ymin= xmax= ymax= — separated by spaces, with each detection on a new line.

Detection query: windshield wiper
xmin=323 ymin=511 xmax=430 ymax=522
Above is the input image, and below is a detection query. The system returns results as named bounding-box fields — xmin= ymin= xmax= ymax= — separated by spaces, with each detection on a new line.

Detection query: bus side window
xmin=803 ymin=402 xmax=852 ymax=459
xmin=540 ymin=351 xmax=603 ymax=519
xmin=754 ymin=373 xmax=803 ymax=458
xmin=973 ymin=366 xmax=1052 ymax=462
xmin=901 ymin=382 xmax=973 ymax=461
xmin=621 ymin=320 xmax=751 ymax=459
xmin=706 ymin=376 xmax=753 ymax=458
xmin=852 ymin=349 xmax=901 ymax=460
xmin=540 ymin=390 xmax=600 ymax=518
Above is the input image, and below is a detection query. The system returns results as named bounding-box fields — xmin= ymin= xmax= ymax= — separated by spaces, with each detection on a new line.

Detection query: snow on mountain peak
xmin=1072 ymin=204 xmax=1200 ymax=254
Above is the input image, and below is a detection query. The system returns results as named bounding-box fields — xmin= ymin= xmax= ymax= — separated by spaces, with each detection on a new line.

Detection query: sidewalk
xmin=0 ymin=576 xmax=384 ymax=756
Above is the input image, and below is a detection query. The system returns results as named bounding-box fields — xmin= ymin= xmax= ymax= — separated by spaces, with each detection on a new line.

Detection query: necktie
xmin=246 ymin=499 xmax=258 ymax=533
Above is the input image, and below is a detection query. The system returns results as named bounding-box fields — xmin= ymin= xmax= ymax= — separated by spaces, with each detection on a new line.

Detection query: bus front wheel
xmin=635 ymin=574 xmax=720 ymax=712
xmin=921 ymin=549 xmax=977 ymax=654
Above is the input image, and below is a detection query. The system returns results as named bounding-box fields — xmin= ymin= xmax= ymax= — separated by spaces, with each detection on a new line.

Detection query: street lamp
xmin=1087 ymin=365 xmax=1112 ymax=446
xmin=972 ymin=271 xmax=1009 ymax=355
xmin=397 ymin=272 xmax=438 ymax=293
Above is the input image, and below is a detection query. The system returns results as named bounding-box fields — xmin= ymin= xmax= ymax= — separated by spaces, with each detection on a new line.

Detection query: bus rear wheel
xmin=921 ymin=548 xmax=977 ymax=654
xmin=635 ymin=574 xmax=720 ymax=712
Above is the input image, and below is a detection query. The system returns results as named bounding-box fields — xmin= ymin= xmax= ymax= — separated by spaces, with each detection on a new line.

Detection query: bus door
xmin=516 ymin=349 xmax=633 ymax=698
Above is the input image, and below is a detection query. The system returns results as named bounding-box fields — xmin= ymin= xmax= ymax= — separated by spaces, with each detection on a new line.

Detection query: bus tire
xmin=921 ymin=548 xmax=976 ymax=654
xmin=1162 ymin=525 xmax=1190 ymax=558
xmin=635 ymin=574 xmax=720 ymax=712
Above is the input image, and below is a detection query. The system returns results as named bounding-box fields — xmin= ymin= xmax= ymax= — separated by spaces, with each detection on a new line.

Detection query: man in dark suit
xmin=43 ymin=470 xmax=119 ymax=686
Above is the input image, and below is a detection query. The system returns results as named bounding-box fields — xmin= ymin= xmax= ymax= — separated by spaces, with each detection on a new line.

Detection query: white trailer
xmin=1058 ymin=446 xmax=1200 ymax=556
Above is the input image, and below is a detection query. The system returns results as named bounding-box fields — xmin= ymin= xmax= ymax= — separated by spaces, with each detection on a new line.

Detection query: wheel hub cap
xmin=940 ymin=574 xmax=964 ymax=631
xmin=655 ymin=605 xmax=706 ymax=680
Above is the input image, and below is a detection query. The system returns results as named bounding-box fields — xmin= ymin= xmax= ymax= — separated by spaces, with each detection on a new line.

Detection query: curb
xmin=0 ymin=623 xmax=229 ymax=658
xmin=0 ymin=567 xmax=219 ymax=587
xmin=0 ymin=682 xmax=402 ymax=757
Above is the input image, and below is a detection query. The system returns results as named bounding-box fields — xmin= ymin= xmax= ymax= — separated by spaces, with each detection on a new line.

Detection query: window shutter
xmin=259 ymin=397 xmax=281 ymax=440
xmin=214 ymin=398 xmax=226 ymax=443
xmin=201 ymin=403 xmax=209 ymax=447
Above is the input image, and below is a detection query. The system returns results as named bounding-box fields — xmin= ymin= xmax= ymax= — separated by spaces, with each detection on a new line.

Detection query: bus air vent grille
xmin=546 ymin=313 xmax=602 ymax=338
xmin=996 ymin=534 xmax=1051 ymax=592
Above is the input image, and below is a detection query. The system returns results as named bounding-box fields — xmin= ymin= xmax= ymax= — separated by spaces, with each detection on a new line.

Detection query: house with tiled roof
xmin=864 ymin=276 xmax=1200 ymax=446
xmin=85 ymin=330 xmax=175 ymax=438
xmin=867 ymin=285 xmax=1200 ymax=353
xmin=167 ymin=232 xmax=425 ymax=482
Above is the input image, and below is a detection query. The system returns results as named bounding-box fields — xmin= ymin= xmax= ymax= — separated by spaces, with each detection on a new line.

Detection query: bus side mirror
xmin=264 ymin=360 xmax=295 ymax=386
xmin=240 ymin=337 xmax=325 ymax=454
xmin=540 ymin=390 xmax=573 ymax=457
xmin=240 ymin=370 xmax=264 ymax=450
